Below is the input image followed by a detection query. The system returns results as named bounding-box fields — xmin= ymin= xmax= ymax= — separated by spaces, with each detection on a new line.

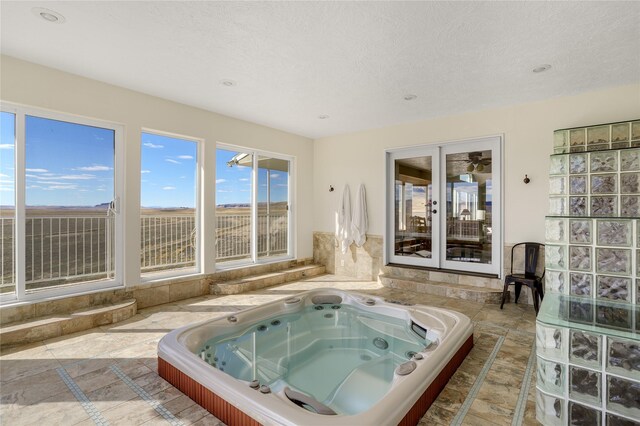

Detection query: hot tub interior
xmin=194 ymin=302 xmax=434 ymax=416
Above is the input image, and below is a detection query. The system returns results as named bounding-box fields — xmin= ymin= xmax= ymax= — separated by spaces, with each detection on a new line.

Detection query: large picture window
xmin=1 ymin=104 xmax=123 ymax=303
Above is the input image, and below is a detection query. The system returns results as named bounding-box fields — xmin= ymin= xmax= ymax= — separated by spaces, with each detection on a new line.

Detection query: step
xmin=380 ymin=275 xmax=504 ymax=304
xmin=210 ymin=264 xmax=326 ymax=295
xmin=0 ymin=299 xmax=137 ymax=347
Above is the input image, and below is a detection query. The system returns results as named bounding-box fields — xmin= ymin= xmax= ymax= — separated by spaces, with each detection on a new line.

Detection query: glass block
xmin=570 ymin=196 xmax=587 ymax=216
xmin=597 ymin=220 xmax=632 ymax=247
xmin=606 ymin=413 xmax=640 ymax=426
xmin=546 ymin=218 xmax=567 ymax=243
xmin=620 ymin=173 xmax=640 ymax=193
xmin=597 ymin=276 xmax=631 ymax=302
xmin=591 ymin=144 xmax=609 ymax=151
xmin=637 ymin=251 xmax=640 ymax=276
xmin=620 ymin=196 xmax=640 ymax=217
xmin=546 ymin=245 xmax=566 ymax=270
xmin=569 ymin=246 xmax=592 ymax=271
xmin=550 ymin=155 xmax=568 ymax=175
xmin=612 ymin=123 xmax=630 ymax=143
xmin=591 ymin=196 xmax=617 ymax=217
xmin=536 ymin=390 xmax=565 ymax=426
xmin=607 ymin=337 xmax=640 ymax=381
xmin=632 ymin=121 xmax=640 ymax=140
xmin=570 ymin=272 xmax=592 ymax=296
xmin=597 ymin=305 xmax=631 ymax=330
xmin=607 ymin=376 xmax=640 ymax=419
xmin=591 ymin=151 xmax=617 ymax=173
xmin=550 ymin=176 xmax=567 ymax=195
xmin=546 ymin=270 xmax=566 ymax=294
xmin=620 ymin=148 xmax=640 ymax=171
xmin=570 ymin=128 xmax=586 ymax=147
xmin=569 ymin=153 xmax=588 ymax=174
xmin=612 ymin=141 xmax=630 ymax=150
xmin=596 ymin=248 xmax=631 ymax=275
xmin=567 ymin=299 xmax=594 ymax=324
xmin=570 ymin=330 xmax=601 ymax=367
xmin=570 ymin=220 xmax=592 ymax=244
xmin=537 ymin=357 xmax=564 ymax=395
xmin=549 ymin=197 xmax=567 ymax=215
xmin=569 ymin=401 xmax=601 ymax=426
xmin=569 ymin=175 xmax=587 ymax=195
xmin=588 ymin=125 xmax=610 ymax=145
xmin=570 ymin=366 xmax=601 ymax=404
xmin=554 ymin=130 xmax=569 ymax=149
xmin=536 ymin=325 xmax=565 ymax=360
xmin=638 ymin=278 xmax=640 ymax=303
xmin=591 ymin=174 xmax=617 ymax=194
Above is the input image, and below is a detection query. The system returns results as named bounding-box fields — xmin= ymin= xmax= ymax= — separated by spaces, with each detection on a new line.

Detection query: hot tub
xmin=158 ymin=288 xmax=473 ymax=426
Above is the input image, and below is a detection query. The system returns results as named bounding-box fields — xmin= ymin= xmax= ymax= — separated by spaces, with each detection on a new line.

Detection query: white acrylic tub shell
xmin=158 ymin=288 xmax=473 ymax=426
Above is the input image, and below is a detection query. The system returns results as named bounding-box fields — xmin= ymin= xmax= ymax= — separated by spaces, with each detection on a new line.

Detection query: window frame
xmin=0 ymin=101 xmax=125 ymax=305
xmin=214 ymin=142 xmax=295 ymax=270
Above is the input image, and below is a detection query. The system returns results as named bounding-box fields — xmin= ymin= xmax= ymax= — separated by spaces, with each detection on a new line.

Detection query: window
xmin=215 ymin=145 xmax=293 ymax=266
xmin=0 ymin=112 xmax=16 ymax=295
xmin=1 ymin=104 xmax=123 ymax=303
xmin=141 ymin=132 xmax=199 ymax=276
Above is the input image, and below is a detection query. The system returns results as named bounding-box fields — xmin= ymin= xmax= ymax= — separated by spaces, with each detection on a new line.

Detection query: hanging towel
xmin=351 ymin=184 xmax=368 ymax=247
xmin=337 ymin=184 xmax=352 ymax=254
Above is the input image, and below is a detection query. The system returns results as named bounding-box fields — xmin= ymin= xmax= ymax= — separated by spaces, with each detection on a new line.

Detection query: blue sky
xmin=1 ymin=113 xmax=288 ymax=208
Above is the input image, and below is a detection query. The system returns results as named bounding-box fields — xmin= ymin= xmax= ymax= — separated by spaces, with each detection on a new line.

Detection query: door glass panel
xmin=141 ymin=132 xmax=197 ymax=276
xmin=393 ymin=156 xmax=433 ymax=259
xmin=445 ymin=150 xmax=493 ymax=264
xmin=25 ymin=115 xmax=115 ymax=291
xmin=216 ymin=148 xmax=253 ymax=263
xmin=257 ymin=156 xmax=289 ymax=260
xmin=0 ymin=112 xmax=16 ymax=295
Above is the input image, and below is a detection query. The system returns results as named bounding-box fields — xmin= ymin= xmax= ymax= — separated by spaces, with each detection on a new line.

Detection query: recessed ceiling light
xmin=318 ymin=114 xmax=330 ymax=120
xmin=403 ymin=94 xmax=417 ymax=101
xmin=31 ymin=7 xmax=65 ymax=24
xmin=532 ymin=64 xmax=552 ymax=73
xmin=220 ymin=79 xmax=236 ymax=87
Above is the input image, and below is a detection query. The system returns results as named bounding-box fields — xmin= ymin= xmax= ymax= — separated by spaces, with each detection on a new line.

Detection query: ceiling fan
xmin=453 ymin=151 xmax=492 ymax=173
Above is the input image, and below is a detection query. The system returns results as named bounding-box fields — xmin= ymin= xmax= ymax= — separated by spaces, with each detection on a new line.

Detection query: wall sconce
xmin=523 ymin=175 xmax=530 ymax=184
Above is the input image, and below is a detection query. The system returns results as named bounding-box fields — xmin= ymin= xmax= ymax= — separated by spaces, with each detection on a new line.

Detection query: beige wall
xmin=0 ymin=55 xmax=314 ymax=287
xmin=313 ymin=85 xmax=640 ymax=248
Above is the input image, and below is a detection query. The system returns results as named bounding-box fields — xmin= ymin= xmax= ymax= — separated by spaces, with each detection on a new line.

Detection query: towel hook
xmin=329 ymin=185 xmax=334 ymax=192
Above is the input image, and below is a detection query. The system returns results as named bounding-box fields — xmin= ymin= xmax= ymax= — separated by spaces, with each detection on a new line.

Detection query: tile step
xmin=0 ymin=299 xmax=137 ymax=347
xmin=379 ymin=274 xmax=505 ymax=304
xmin=210 ymin=264 xmax=325 ymax=295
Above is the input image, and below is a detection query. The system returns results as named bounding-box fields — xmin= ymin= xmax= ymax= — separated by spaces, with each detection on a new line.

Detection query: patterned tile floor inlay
xmin=0 ymin=275 xmax=539 ymax=425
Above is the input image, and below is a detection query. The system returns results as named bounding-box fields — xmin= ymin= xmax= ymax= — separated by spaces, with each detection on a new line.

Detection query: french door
xmin=386 ymin=136 xmax=502 ymax=275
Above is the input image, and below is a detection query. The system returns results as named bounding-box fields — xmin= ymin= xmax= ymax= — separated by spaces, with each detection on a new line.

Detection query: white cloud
xmin=0 ymin=187 xmax=14 ymax=192
xmin=165 ymin=159 xmax=180 ymax=164
xmin=239 ymin=178 xmax=249 ymax=182
xmin=216 ymin=179 xmax=227 ymax=184
xmin=45 ymin=185 xmax=78 ymax=190
xmin=217 ymin=189 xmax=232 ymax=193
xmin=143 ymin=142 xmax=163 ymax=149
xmin=162 ymin=186 xmax=176 ymax=190
xmin=38 ymin=181 xmax=73 ymax=185
xmin=75 ymin=165 xmax=112 ymax=171
xmin=276 ymin=184 xmax=288 ymax=187
xmin=57 ymin=174 xmax=96 ymax=180
xmin=0 ymin=144 xmax=14 ymax=150
xmin=177 ymin=155 xmax=193 ymax=160
xmin=0 ymin=173 xmax=9 ymax=178
xmin=270 ymin=173 xmax=280 ymax=178
xmin=141 ymin=170 xmax=151 ymax=174
xmin=25 ymin=168 xmax=48 ymax=173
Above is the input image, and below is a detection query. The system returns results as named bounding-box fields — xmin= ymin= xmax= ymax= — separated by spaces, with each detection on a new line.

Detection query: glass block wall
xmin=538 ymin=120 xmax=640 ymax=425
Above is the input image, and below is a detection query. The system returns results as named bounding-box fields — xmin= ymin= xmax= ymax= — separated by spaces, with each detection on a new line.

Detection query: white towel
xmin=337 ymin=184 xmax=352 ymax=254
xmin=351 ymin=184 xmax=368 ymax=247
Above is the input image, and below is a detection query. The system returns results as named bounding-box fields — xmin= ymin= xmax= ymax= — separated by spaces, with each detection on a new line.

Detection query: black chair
xmin=500 ymin=242 xmax=545 ymax=314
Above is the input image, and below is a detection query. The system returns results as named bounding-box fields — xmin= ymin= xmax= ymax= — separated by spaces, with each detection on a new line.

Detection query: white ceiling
xmin=2 ymin=1 xmax=639 ymax=139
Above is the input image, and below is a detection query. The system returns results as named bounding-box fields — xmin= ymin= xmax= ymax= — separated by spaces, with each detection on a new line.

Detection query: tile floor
xmin=0 ymin=275 xmax=539 ymax=425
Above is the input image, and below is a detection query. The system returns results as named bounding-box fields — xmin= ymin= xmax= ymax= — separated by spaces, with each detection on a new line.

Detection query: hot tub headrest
xmin=311 ymin=295 xmax=342 ymax=305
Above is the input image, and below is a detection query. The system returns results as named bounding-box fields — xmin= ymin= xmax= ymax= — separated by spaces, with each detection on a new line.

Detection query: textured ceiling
xmin=1 ymin=1 xmax=639 ymax=139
